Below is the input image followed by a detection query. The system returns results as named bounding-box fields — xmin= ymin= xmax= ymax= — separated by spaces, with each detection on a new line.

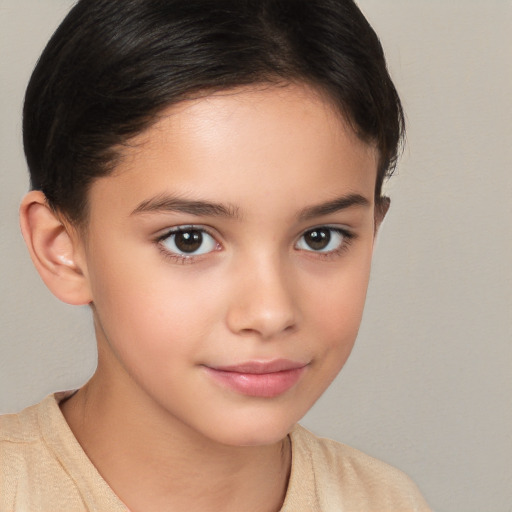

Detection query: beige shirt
xmin=0 ymin=393 xmax=431 ymax=511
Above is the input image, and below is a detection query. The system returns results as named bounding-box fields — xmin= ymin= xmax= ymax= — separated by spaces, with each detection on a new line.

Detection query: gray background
xmin=1 ymin=1 xmax=511 ymax=511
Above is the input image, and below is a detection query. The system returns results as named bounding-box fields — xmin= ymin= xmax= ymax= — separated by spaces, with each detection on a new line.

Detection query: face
xmin=78 ymin=84 xmax=380 ymax=446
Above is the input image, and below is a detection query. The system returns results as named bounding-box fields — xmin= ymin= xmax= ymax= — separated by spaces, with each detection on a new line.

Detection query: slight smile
xmin=203 ymin=360 xmax=309 ymax=398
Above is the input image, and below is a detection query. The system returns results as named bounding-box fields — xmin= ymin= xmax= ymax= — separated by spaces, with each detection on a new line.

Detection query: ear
xmin=19 ymin=191 xmax=92 ymax=305
xmin=374 ymin=196 xmax=390 ymax=234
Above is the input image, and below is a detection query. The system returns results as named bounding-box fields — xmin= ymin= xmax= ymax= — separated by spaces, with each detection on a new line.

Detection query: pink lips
xmin=203 ymin=359 xmax=308 ymax=398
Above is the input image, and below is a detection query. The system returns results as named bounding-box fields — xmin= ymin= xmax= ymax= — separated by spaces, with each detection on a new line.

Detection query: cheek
xmin=86 ymin=243 xmax=227 ymax=363
xmin=304 ymin=250 xmax=373 ymax=358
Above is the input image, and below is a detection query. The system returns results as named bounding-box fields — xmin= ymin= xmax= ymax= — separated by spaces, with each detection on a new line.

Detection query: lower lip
xmin=204 ymin=366 xmax=306 ymax=398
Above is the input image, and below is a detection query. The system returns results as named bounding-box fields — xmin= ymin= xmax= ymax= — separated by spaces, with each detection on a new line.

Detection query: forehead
xmin=90 ymin=84 xmax=378 ymax=220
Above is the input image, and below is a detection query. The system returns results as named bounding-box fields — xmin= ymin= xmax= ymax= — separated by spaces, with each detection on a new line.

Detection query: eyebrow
xmin=298 ymin=193 xmax=370 ymax=220
xmin=131 ymin=192 xmax=370 ymax=221
xmin=131 ymin=194 xmax=241 ymax=219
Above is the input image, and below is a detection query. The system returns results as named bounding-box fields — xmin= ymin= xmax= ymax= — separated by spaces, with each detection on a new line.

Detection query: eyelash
xmin=155 ymin=225 xmax=219 ymax=264
xmin=298 ymin=226 xmax=356 ymax=260
xmin=155 ymin=225 xmax=356 ymax=264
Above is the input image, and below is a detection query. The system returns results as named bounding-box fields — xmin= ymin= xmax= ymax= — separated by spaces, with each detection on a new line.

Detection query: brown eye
xmin=174 ymin=230 xmax=203 ymax=253
xmin=161 ymin=228 xmax=217 ymax=256
xmin=303 ymin=228 xmax=331 ymax=251
xmin=296 ymin=227 xmax=349 ymax=253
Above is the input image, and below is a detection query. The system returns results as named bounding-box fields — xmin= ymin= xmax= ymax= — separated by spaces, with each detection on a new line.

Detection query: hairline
xmin=61 ymin=78 xmax=384 ymax=231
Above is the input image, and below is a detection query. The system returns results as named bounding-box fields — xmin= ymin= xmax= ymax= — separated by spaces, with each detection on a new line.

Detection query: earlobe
xmin=374 ymin=196 xmax=390 ymax=234
xmin=19 ymin=191 xmax=92 ymax=306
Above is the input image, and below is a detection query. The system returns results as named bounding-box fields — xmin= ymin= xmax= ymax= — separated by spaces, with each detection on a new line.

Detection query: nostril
xmin=226 ymin=298 xmax=298 ymax=339
xmin=225 ymin=261 xmax=299 ymax=339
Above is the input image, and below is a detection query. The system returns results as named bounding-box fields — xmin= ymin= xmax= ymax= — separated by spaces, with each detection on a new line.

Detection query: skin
xmin=21 ymin=83 xmax=384 ymax=512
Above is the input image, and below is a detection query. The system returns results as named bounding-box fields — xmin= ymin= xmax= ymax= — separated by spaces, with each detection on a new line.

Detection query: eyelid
xmin=153 ymin=223 xmax=356 ymax=264
xmin=155 ymin=224 xmax=222 ymax=263
xmin=295 ymin=225 xmax=356 ymax=255
xmin=155 ymin=224 xmax=215 ymax=239
xmin=297 ymin=224 xmax=355 ymax=240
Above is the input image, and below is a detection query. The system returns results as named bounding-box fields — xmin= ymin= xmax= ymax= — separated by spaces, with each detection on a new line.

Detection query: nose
xmin=226 ymin=254 xmax=299 ymax=340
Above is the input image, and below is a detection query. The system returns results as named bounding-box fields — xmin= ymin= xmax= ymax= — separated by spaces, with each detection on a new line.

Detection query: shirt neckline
xmin=37 ymin=392 xmax=316 ymax=511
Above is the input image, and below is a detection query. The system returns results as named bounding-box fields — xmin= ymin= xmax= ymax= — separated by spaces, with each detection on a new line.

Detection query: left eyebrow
xmin=298 ymin=194 xmax=370 ymax=220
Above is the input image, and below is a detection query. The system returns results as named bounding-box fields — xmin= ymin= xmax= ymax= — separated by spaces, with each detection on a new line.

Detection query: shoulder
xmin=0 ymin=400 xmax=41 ymax=443
xmin=0 ymin=393 xmax=90 ymax=510
xmin=0 ymin=391 xmax=76 ymax=443
xmin=0 ymin=393 xmax=72 ymax=449
xmin=1 ymin=392 xmax=126 ymax=511
xmin=291 ymin=424 xmax=417 ymax=486
xmin=284 ymin=424 xmax=431 ymax=512
xmin=0 ymin=397 xmax=46 ymax=469
xmin=0 ymin=398 xmax=48 ymax=509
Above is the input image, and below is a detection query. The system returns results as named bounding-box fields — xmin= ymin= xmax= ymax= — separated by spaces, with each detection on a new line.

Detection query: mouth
xmin=203 ymin=359 xmax=309 ymax=398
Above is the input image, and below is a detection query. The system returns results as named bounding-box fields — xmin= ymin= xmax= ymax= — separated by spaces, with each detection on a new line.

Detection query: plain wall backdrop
xmin=1 ymin=1 xmax=511 ymax=511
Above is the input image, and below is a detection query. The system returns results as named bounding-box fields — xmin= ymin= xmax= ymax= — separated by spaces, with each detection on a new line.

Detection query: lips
xmin=203 ymin=359 xmax=308 ymax=398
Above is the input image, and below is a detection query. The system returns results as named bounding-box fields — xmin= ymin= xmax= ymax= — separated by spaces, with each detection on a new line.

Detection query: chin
xmin=202 ymin=410 xmax=302 ymax=448
xmin=216 ymin=429 xmax=291 ymax=448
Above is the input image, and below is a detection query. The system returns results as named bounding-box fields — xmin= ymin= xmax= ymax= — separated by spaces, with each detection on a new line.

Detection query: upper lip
xmin=207 ymin=359 xmax=308 ymax=374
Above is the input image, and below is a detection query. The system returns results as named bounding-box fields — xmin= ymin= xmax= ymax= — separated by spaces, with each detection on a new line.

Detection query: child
xmin=1 ymin=0 xmax=431 ymax=510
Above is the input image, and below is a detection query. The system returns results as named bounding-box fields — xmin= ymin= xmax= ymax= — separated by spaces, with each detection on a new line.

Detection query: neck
xmin=60 ymin=367 xmax=291 ymax=512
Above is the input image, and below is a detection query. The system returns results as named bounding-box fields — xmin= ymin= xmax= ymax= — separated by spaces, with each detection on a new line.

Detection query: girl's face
xmin=79 ymin=83 xmax=380 ymax=446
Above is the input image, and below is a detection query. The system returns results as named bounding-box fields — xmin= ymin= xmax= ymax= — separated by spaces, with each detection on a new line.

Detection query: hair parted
xmin=23 ymin=0 xmax=404 ymax=224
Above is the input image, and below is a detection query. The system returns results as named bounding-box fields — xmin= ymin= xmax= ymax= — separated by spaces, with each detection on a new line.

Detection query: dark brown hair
xmin=24 ymin=0 xmax=404 ymax=224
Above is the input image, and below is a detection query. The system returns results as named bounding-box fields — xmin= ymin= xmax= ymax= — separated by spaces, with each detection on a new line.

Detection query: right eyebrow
xmin=130 ymin=194 xmax=241 ymax=219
